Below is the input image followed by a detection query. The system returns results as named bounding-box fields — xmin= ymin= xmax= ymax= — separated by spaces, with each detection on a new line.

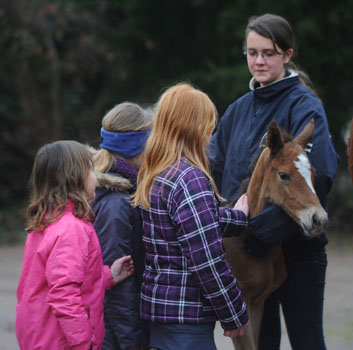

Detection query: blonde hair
xmin=132 ymin=83 xmax=222 ymax=209
xmin=26 ymin=140 xmax=94 ymax=233
xmin=93 ymin=102 xmax=154 ymax=173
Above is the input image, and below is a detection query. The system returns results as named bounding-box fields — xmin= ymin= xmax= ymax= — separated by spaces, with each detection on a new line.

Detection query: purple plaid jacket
xmin=140 ymin=159 xmax=249 ymax=330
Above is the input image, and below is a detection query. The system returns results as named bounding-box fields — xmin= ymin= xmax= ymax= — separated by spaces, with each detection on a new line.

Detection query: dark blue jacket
xmin=210 ymin=72 xmax=339 ymax=254
xmin=93 ymin=171 xmax=149 ymax=350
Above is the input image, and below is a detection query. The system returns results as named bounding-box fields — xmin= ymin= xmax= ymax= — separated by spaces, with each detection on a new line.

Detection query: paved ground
xmin=1 ymin=236 xmax=353 ymax=349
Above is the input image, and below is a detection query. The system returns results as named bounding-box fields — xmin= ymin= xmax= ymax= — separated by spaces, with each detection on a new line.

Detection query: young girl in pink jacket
xmin=16 ymin=140 xmax=134 ymax=350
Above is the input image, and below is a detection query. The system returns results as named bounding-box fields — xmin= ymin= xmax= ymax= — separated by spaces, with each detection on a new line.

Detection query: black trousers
xmin=259 ymin=247 xmax=327 ymax=350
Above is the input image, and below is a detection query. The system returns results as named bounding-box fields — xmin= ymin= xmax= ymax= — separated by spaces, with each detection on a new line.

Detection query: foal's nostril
xmin=312 ymin=214 xmax=318 ymax=226
xmin=312 ymin=212 xmax=329 ymax=231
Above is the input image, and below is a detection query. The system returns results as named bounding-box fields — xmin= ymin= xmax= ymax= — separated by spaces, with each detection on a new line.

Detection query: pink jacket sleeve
xmin=103 ymin=265 xmax=116 ymax=290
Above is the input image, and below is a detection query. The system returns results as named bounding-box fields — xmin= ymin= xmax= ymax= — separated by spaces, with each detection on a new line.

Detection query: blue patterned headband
xmin=100 ymin=127 xmax=150 ymax=158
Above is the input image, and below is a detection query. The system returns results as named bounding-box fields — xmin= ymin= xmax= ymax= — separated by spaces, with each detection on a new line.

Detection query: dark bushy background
xmin=1 ymin=0 xmax=352 ymax=243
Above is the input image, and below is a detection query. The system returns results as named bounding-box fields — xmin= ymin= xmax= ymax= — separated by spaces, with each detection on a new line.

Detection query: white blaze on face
xmin=294 ymin=153 xmax=316 ymax=194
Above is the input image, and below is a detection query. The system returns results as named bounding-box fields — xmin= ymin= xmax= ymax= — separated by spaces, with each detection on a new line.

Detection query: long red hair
xmin=132 ymin=83 xmax=222 ymax=208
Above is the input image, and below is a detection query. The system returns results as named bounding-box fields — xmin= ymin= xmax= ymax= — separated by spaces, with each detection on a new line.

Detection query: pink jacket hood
xmin=16 ymin=200 xmax=115 ymax=350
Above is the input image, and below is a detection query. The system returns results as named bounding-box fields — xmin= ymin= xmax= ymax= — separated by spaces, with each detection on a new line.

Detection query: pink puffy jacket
xmin=16 ymin=200 xmax=116 ymax=350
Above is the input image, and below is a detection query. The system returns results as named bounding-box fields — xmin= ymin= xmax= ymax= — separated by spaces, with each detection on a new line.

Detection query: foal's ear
xmin=295 ymin=119 xmax=315 ymax=148
xmin=267 ymin=120 xmax=283 ymax=155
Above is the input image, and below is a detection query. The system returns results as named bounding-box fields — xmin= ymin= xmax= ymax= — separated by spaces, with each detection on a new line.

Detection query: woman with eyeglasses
xmin=210 ymin=13 xmax=339 ymax=350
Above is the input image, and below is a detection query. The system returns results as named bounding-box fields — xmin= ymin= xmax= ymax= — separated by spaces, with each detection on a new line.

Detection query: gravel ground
xmin=1 ymin=236 xmax=353 ymax=350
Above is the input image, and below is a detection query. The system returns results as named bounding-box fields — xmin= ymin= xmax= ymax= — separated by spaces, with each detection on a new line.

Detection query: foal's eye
xmin=278 ymin=172 xmax=291 ymax=182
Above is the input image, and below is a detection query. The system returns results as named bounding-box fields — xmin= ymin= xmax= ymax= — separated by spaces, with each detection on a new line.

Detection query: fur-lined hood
xmin=87 ymin=145 xmax=134 ymax=192
xmin=95 ymin=171 xmax=133 ymax=192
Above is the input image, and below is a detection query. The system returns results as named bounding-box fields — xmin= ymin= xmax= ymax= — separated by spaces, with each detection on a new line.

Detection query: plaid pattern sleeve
xmin=171 ymin=165 xmax=248 ymax=330
xmin=218 ymin=207 xmax=248 ymax=237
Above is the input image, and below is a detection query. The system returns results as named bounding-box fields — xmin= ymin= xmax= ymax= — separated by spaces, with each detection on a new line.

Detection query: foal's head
xmin=248 ymin=119 xmax=328 ymax=238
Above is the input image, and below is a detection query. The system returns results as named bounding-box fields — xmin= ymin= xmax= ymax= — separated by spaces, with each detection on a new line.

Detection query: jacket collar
xmin=249 ymin=70 xmax=299 ymax=101
xmin=65 ymin=199 xmax=76 ymax=211
xmin=95 ymin=172 xmax=133 ymax=192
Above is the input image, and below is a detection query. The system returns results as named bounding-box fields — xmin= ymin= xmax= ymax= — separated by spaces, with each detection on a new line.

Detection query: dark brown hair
xmin=26 ymin=140 xmax=94 ymax=233
xmin=245 ymin=13 xmax=316 ymax=93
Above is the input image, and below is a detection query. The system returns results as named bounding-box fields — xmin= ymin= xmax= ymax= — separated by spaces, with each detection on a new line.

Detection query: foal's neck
xmin=246 ymin=151 xmax=268 ymax=219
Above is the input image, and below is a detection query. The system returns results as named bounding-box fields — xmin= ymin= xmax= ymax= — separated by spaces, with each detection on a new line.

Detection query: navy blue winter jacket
xmin=210 ymin=72 xmax=339 ymax=254
xmin=93 ymin=171 xmax=149 ymax=350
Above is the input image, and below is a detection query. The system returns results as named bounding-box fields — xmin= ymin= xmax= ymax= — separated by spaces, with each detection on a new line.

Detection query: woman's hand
xmin=111 ymin=255 xmax=134 ymax=283
xmin=233 ymin=193 xmax=249 ymax=217
xmin=224 ymin=326 xmax=244 ymax=338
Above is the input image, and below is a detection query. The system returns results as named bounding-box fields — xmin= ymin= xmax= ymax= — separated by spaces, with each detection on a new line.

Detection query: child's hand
xmin=233 ymin=193 xmax=249 ymax=217
xmin=224 ymin=325 xmax=244 ymax=338
xmin=111 ymin=255 xmax=134 ymax=283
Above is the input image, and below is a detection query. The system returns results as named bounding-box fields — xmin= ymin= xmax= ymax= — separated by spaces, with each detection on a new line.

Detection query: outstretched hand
xmin=233 ymin=193 xmax=249 ymax=217
xmin=111 ymin=255 xmax=134 ymax=283
xmin=224 ymin=326 xmax=244 ymax=338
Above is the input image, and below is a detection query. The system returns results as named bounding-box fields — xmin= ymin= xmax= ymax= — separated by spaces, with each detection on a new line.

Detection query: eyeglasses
xmin=244 ymin=49 xmax=284 ymax=60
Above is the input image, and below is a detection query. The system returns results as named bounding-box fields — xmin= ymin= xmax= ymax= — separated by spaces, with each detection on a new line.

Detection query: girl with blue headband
xmin=92 ymin=102 xmax=153 ymax=350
